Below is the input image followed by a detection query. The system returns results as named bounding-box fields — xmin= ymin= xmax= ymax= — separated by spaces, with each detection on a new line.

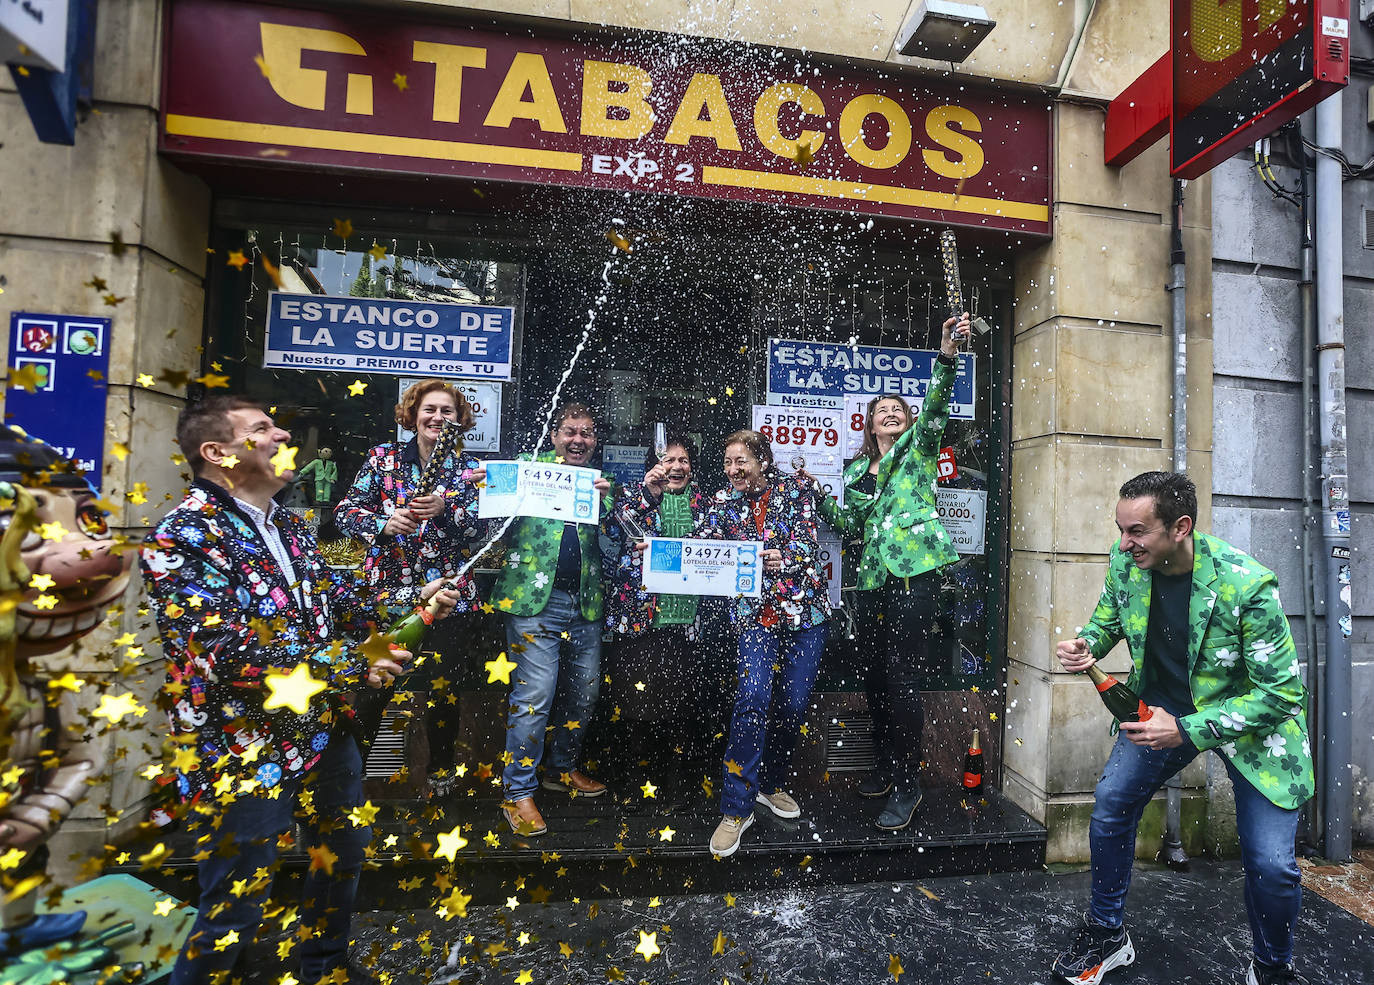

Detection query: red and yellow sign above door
xmin=161 ymin=0 xmax=1051 ymax=235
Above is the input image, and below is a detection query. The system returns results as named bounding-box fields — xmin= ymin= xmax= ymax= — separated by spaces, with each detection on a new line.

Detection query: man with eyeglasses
xmin=488 ymin=402 xmax=614 ymax=835
xmin=1050 ymin=471 xmax=1313 ymax=985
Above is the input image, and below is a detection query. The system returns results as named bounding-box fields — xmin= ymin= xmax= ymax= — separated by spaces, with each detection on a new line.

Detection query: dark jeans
xmin=1089 ymin=732 xmax=1302 ymax=966
xmin=170 ymin=735 xmax=370 ymax=985
xmin=720 ymin=624 xmax=827 ymax=817
xmin=855 ymin=571 xmax=940 ymax=793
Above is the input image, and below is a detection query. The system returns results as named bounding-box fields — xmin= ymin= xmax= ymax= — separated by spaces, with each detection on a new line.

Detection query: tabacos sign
xmin=161 ymin=0 xmax=1051 ymax=234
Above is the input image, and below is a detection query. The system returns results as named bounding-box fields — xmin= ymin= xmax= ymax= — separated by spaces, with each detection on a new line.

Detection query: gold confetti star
xmin=484 ymin=651 xmax=518 ymax=684
xmin=260 ymin=253 xmax=284 ymax=287
xmin=196 ymin=371 xmax=231 ymax=389
xmin=110 ymin=442 xmax=130 ymax=461
xmin=307 ymin=844 xmax=338 ymax=875
xmin=32 ymin=594 xmax=58 ymax=610
xmin=153 ymin=898 xmax=178 ymax=917
xmin=659 ymin=825 xmax=675 ymax=842
xmin=514 ymin=973 xmax=532 ymax=985
xmin=348 ymin=801 xmax=379 ymax=827
xmin=137 ymin=373 xmax=155 ymax=388
xmin=6 ymin=364 xmax=44 ymax=392
xmin=269 ymin=444 xmax=298 ymax=476
xmin=30 ymin=573 xmax=57 ymax=592
xmin=368 ymin=242 xmax=388 ymax=262
xmin=333 ymin=218 xmax=354 ymax=240
xmin=262 ymin=663 xmax=326 ymax=715
xmin=634 ymin=931 xmax=660 ymax=962
xmin=92 ymin=692 xmax=147 ymax=724
xmin=391 ymin=72 xmax=408 ymax=91
xmin=47 ymin=672 xmax=84 ymax=693
xmin=438 ymin=886 xmax=472 ymax=919
xmin=226 ymin=250 xmax=250 ymax=270
xmin=434 ymin=825 xmax=469 ymax=862
xmin=254 ymin=52 xmax=271 ymax=77
xmin=215 ymin=929 xmax=240 ymax=949
xmin=39 ymin=521 xmax=69 ymax=541
xmin=712 ymin=931 xmax=728 ymax=955
xmin=221 ymin=454 xmax=240 ymax=470
xmin=888 ymin=954 xmax=904 ymax=980
xmin=605 ymin=229 xmax=632 ymax=253
xmin=347 ymin=380 xmax=368 ymax=397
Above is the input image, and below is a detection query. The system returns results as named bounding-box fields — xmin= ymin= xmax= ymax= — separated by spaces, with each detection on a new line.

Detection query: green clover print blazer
xmin=1080 ymin=531 xmax=1314 ymax=810
xmin=489 ymin=452 xmax=615 ymax=622
xmin=817 ymin=355 xmax=960 ymax=590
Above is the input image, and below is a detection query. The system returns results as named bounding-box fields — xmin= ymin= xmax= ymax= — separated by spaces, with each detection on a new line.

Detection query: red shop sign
xmin=160 ymin=0 xmax=1051 ymax=234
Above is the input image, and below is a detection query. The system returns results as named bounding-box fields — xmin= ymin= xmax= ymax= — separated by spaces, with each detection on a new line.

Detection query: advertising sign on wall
xmin=6 ymin=311 xmax=110 ymax=490
xmin=161 ymin=0 xmax=1052 ymax=234
xmin=265 ymin=293 xmax=514 ymax=379
xmin=935 ymin=487 xmax=987 ymax=556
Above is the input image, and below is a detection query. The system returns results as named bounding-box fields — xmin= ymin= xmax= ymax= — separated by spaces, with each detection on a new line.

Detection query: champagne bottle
xmin=962 ymin=729 xmax=984 ymax=790
xmin=384 ymin=589 xmax=445 ymax=650
xmin=1086 ymin=664 xmax=1153 ymax=723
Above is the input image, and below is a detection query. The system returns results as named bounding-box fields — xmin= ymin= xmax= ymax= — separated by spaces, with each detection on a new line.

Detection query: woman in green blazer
xmin=816 ymin=312 xmax=968 ymax=831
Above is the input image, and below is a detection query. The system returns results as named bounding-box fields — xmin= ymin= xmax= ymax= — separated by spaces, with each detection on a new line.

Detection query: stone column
xmin=0 ymin=0 xmax=210 ymax=877
xmin=1002 ymin=102 xmax=1214 ymax=862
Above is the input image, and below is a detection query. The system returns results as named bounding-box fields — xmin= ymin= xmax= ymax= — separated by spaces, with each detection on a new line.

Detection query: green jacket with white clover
xmin=489 ymin=452 xmax=615 ymax=622
xmin=1079 ymin=530 xmax=1314 ymax=810
xmin=816 ymin=354 xmax=960 ymax=589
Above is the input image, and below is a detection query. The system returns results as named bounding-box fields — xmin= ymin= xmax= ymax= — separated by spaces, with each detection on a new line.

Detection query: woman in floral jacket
xmin=333 ymin=379 xmax=485 ymax=791
xmin=602 ymin=433 xmax=718 ymax=771
xmin=639 ymin=430 xmax=831 ymax=858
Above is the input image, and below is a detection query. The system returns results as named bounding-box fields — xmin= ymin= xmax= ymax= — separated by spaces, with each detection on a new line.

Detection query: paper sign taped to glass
xmin=477 ymin=460 xmax=601 ymax=523
xmin=642 ymin=537 xmax=763 ymax=598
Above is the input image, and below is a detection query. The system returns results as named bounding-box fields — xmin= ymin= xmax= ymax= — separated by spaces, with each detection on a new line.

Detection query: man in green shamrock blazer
xmin=484 ymin=404 xmax=615 ymax=837
xmin=1052 ymin=471 xmax=1312 ymax=985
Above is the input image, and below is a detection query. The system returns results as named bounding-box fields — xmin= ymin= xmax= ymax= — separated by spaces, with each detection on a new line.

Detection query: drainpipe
xmin=1315 ymin=93 xmax=1352 ymax=862
xmin=1158 ymin=178 xmax=1190 ymax=871
xmin=1298 ymin=138 xmax=1323 ymax=847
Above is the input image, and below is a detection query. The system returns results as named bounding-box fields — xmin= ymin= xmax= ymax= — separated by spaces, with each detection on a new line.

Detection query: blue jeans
xmin=503 ymin=589 xmax=602 ymax=800
xmin=170 ymin=735 xmax=370 ymax=985
xmin=720 ymin=625 xmax=827 ymax=817
xmin=1089 ymin=732 xmax=1302 ymax=966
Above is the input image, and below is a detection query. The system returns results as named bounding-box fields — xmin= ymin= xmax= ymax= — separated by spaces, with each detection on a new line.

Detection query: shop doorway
xmin=203 ymin=183 xmax=1017 ymax=841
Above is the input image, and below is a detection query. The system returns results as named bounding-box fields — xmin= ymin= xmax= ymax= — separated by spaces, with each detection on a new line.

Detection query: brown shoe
xmin=541 ymin=769 xmax=607 ymax=798
xmin=501 ymin=797 xmax=547 ymax=836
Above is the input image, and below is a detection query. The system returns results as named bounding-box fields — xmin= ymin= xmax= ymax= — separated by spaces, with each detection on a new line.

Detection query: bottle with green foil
xmin=384 ymin=590 xmax=444 ymax=650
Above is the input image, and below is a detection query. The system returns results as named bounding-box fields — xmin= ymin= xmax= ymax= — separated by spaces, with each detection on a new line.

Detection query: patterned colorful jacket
xmin=141 ymin=479 xmax=419 ymax=801
xmin=489 ymin=452 xmax=615 ymax=621
xmin=1080 ymin=531 xmax=1314 ymax=810
xmin=636 ymin=471 xmax=831 ymax=632
xmin=603 ymin=481 xmax=709 ymax=637
xmin=333 ymin=439 xmax=484 ymax=610
xmin=818 ymin=355 xmax=960 ymax=589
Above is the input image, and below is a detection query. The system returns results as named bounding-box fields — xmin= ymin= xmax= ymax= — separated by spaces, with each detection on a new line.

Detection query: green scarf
xmin=651 ymin=489 xmax=699 ymax=627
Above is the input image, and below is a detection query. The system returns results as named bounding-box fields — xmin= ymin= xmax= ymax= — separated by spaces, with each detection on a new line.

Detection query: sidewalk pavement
xmin=233 ymin=858 xmax=1372 ymax=984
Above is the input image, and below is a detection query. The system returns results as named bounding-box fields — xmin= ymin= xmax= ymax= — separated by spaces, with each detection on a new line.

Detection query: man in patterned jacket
xmin=141 ymin=395 xmax=458 ymax=985
xmin=1051 ymin=471 xmax=1313 ymax=985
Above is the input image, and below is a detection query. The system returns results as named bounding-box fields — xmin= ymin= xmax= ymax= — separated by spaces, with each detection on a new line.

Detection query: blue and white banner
xmin=767 ymin=337 xmax=975 ymax=420
xmin=265 ymin=293 xmax=514 ymax=380
xmin=642 ymin=537 xmax=763 ymax=598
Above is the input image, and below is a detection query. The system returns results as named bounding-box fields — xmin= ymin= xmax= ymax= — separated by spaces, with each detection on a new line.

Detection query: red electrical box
xmin=1107 ymin=1 xmax=1350 ymax=178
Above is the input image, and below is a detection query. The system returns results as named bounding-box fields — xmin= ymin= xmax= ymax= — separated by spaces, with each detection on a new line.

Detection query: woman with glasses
xmin=333 ymin=378 xmax=485 ymax=794
xmin=812 ymin=313 xmax=969 ymax=831
xmin=638 ymin=429 xmax=830 ymax=858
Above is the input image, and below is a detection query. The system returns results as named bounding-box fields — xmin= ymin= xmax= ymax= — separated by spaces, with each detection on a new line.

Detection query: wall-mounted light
xmin=896 ymin=1 xmax=997 ymax=63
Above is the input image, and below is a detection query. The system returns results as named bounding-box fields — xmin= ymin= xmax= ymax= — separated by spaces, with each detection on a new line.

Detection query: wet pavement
xmin=223 ymin=858 xmax=1374 ymax=985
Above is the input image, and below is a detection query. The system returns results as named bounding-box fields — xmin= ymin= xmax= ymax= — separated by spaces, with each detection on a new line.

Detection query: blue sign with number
xmin=6 ymin=311 xmax=110 ymax=490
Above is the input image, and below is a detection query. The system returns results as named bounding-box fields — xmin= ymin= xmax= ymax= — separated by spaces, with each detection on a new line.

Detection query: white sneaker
xmin=709 ymin=813 xmax=754 ymax=857
xmin=755 ymin=790 xmax=801 ymax=819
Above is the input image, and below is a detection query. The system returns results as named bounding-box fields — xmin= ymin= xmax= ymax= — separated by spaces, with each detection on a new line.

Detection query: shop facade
xmin=0 ymin=0 xmax=1212 ymax=868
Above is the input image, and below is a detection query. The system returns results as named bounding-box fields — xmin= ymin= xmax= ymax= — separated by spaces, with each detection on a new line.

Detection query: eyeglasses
xmin=557 ymin=427 xmax=595 ymax=439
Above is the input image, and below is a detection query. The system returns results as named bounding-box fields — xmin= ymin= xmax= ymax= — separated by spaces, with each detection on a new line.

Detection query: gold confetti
xmin=484 ymin=651 xmax=517 ymax=684
xmin=347 ymin=380 xmax=368 ymax=397
xmin=333 ymin=218 xmax=354 ymax=240
xmin=392 ymin=72 xmax=408 ymax=92
xmin=226 ymin=249 xmax=250 ymax=270
xmin=634 ymin=931 xmax=660 ymax=962
xmin=262 ymin=663 xmax=326 ymax=715
xmin=604 ymin=229 xmax=632 ymax=253
xmin=269 ymin=443 xmax=298 ymax=476
xmin=889 ymin=954 xmax=905 ymax=981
